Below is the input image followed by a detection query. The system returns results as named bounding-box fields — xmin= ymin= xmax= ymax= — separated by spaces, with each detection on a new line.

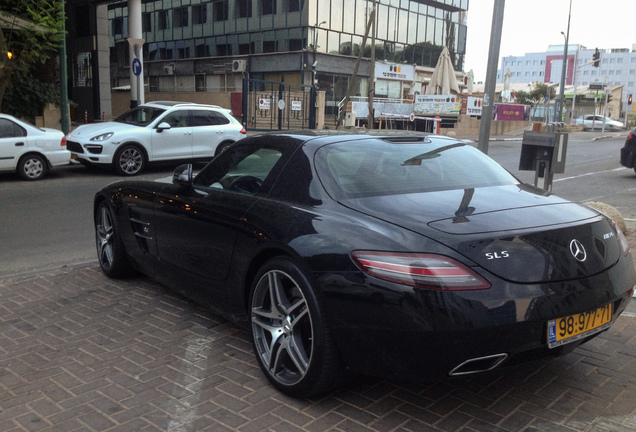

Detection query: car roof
xmin=142 ymin=101 xmax=222 ymax=109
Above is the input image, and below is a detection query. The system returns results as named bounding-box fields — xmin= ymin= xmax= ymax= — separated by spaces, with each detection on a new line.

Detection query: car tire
xmin=214 ymin=141 xmax=234 ymax=157
xmin=95 ymin=200 xmax=135 ymax=278
xmin=114 ymin=145 xmax=146 ymax=176
xmin=18 ymin=154 xmax=47 ymax=180
xmin=249 ymin=257 xmax=345 ymax=398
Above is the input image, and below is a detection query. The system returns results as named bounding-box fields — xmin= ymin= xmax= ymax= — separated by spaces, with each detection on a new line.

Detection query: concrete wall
xmin=442 ymin=115 xmax=533 ymax=138
xmin=111 ymin=92 xmax=233 ymax=118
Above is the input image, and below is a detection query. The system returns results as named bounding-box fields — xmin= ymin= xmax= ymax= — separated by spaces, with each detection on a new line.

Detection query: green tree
xmin=0 ymin=1 xmax=64 ymax=114
xmin=515 ymin=82 xmax=552 ymax=106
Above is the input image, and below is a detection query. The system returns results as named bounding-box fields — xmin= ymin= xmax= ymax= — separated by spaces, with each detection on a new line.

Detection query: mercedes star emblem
xmin=570 ymin=239 xmax=587 ymax=262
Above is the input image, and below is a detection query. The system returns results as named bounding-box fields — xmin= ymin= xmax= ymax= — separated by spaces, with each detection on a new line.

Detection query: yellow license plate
xmin=547 ymin=304 xmax=612 ymax=348
xmin=71 ymin=153 xmax=78 ymax=159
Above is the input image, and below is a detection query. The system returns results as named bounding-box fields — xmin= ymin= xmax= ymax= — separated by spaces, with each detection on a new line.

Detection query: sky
xmin=464 ymin=0 xmax=636 ymax=83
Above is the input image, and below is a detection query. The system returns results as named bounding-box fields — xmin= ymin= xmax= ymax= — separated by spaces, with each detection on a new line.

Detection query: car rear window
xmin=315 ymin=138 xmax=517 ymax=199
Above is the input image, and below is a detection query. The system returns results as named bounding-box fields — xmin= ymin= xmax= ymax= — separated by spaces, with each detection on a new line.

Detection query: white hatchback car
xmin=0 ymin=114 xmax=70 ymax=180
xmin=67 ymin=101 xmax=246 ymax=175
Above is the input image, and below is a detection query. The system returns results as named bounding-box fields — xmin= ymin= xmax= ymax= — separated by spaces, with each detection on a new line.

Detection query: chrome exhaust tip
xmin=448 ymin=353 xmax=508 ymax=376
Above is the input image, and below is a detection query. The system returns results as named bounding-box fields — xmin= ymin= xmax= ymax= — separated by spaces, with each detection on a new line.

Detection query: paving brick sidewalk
xmin=1 ymin=265 xmax=636 ymax=432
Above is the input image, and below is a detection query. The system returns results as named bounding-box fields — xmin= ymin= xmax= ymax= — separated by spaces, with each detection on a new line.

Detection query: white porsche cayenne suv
xmin=67 ymin=101 xmax=246 ymax=175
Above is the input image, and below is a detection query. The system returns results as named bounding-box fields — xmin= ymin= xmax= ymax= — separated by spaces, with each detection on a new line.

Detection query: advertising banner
xmin=466 ymin=96 xmax=483 ymax=116
xmin=414 ymin=95 xmax=461 ymax=115
xmin=375 ymin=63 xmax=414 ymax=81
xmin=496 ymin=103 xmax=526 ymax=121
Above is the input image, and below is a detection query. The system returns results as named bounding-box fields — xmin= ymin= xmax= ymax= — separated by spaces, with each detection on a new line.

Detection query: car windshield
xmin=315 ymin=138 xmax=518 ymax=199
xmin=114 ymin=106 xmax=166 ymax=126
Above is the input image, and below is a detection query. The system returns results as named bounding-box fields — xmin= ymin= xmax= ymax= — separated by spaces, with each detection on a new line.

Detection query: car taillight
xmin=613 ymin=222 xmax=631 ymax=256
xmin=240 ymin=128 xmax=247 ymax=135
xmin=351 ymin=251 xmax=491 ymax=291
xmin=61 ymin=136 xmax=67 ymax=147
xmin=628 ymin=133 xmax=633 ymax=140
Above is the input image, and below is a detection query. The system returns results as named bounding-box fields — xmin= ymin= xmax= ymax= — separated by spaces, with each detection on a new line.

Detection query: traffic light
xmin=592 ymin=48 xmax=600 ymax=67
xmin=629 ymin=94 xmax=633 ymax=105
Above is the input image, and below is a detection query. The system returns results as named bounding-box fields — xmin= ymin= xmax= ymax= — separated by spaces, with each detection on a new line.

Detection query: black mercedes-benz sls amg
xmin=94 ymin=132 xmax=635 ymax=397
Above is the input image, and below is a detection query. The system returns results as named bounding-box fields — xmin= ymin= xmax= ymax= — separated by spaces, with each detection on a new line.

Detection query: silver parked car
xmin=67 ymin=101 xmax=246 ymax=175
xmin=573 ymin=115 xmax=625 ymax=131
xmin=0 ymin=114 xmax=70 ymax=180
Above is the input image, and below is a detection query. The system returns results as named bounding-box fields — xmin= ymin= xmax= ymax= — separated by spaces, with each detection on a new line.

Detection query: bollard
xmin=84 ymin=110 xmax=88 ymax=124
xmin=434 ymin=116 xmax=440 ymax=134
xmin=102 ymin=112 xmax=105 ymax=122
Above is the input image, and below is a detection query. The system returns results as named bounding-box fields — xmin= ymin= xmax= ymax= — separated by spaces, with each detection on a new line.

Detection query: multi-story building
xmin=64 ymin=0 xmax=468 ymax=123
xmin=498 ymin=44 xmax=636 ymax=116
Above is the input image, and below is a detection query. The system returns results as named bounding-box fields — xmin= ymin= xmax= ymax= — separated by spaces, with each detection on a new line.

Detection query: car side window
xmin=0 ymin=119 xmax=26 ymax=138
xmin=194 ymin=146 xmax=283 ymax=195
xmin=191 ymin=110 xmax=230 ymax=126
xmin=161 ymin=111 xmax=190 ymax=128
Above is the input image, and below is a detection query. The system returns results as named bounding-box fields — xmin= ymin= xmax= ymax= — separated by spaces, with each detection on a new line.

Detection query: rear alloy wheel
xmin=95 ymin=201 xmax=134 ymax=278
xmin=114 ymin=145 xmax=145 ymax=176
xmin=18 ymin=154 xmax=47 ymax=180
xmin=249 ymin=258 xmax=343 ymax=397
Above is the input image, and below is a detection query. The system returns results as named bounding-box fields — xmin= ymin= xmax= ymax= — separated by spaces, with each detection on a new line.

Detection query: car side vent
xmin=129 ymin=213 xmax=152 ymax=255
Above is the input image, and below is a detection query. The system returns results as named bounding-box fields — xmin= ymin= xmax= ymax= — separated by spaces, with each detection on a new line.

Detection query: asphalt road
xmin=0 ymin=132 xmax=632 ymax=278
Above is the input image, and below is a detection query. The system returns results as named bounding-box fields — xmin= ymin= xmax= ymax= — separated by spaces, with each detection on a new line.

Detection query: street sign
xmin=589 ymin=83 xmax=605 ymax=90
xmin=132 ymin=58 xmax=142 ymax=76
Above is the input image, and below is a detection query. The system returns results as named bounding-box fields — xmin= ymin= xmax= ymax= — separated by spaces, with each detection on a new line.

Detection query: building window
xmin=173 ymin=7 xmax=188 ymax=28
xmin=629 ymin=82 xmax=634 ymax=87
xmin=74 ymin=52 xmax=92 ymax=87
xmin=617 ymin=58 xmax=623 ymax=63
xmin=216 ymin=44 xmax=232 ymax=56
xmin=289 ymin=39 xmax=303 ymax=51
xmin=193 ymin=5 xmax=207 ymax=24
xmin=237 ymin=0 xmax=252 ymax=17
xmin=263 ymin=40 xmax=277 ymax=52
xmin=262 ymin=0 xmax=277 ymax=15
xmin=214 ymin=0 xmax=228 ymax=21
xmin=540 ymin=60 xmax=545 ymax=65
xmin=142 ymin=13 xmax=152 ymax=32
xmin=195 ymin=44 xmax=210 ymax=57
xmin=178 ymin=47 xmax=190 ymax=58
xmin=158 ymin=10 xmax=169 ymax=30
xmin=288 ymin=0 xmax=302 ymax=12
xmin=112 ymin=17 xmax=123 ymax=36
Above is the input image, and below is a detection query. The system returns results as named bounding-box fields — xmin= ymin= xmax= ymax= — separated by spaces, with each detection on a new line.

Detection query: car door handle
xmin=15 ymin=142 xmax=25 ymax=146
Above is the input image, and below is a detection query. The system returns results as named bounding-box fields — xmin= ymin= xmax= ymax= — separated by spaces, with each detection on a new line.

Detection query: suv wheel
xmin=114 ymin=145 xmax=146 ymax=176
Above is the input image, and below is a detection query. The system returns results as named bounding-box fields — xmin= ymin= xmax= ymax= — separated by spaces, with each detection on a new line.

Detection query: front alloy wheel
xmin=95 ymin=201 xmax=133 ymax=278
xmin=115 ymin=145 xmax=145 ymax=176
xmin=250 ymin=258 xmax=343 ymax=397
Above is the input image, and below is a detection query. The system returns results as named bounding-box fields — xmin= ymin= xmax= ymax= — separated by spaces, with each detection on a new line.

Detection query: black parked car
xmin=94 ymin=132 xmax=635 ymax=397
xmin=620 ymin=127 xmax=636 ymax=172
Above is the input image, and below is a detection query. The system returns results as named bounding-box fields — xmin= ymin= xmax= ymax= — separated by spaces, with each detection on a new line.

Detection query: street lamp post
xmin=312 ymin=21 xmax=326 ymax=88
xmin=558 ymin=0 xmax=572 ymax=122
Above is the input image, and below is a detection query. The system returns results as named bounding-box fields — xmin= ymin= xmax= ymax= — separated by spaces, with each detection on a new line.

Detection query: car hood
xmin=67 ymin=121 xmax=142 ymax=138
xmin=339 ymin=184 xmax=621 ymax=283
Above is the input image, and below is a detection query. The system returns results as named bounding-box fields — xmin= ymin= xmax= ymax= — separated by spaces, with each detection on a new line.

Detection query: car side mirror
xmin=173 ymin=164 xmax=193 ymax=186
xmin=157 ymin=122 xmax=171 ymax=132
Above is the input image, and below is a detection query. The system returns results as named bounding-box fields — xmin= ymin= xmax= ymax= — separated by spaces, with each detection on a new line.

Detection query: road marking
xmin=554 ymin=167 xmax=627 ymax=182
